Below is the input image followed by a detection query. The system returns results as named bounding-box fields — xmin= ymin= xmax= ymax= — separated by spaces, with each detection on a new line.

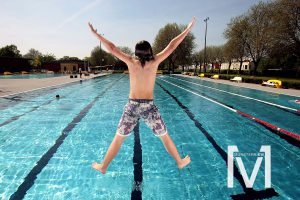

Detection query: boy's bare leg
xmin=159 ymin=133 xmax=191 ymax=169
xmin=92 ymin=134 xmax=127 ymax=174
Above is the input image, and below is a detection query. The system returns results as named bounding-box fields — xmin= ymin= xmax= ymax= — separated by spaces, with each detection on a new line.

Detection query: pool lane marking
xmin=0 ymin=78 xmax=108 ymax=128
xmin=178 ymin=145 xmax=202 ymax=198
xmin=0 ymin=100 xmax=52 ymax=127
xmin=157 ymin=82 xmax=279 ymax=199
xmin=9 ymin=75 xmax=124 ymax=200
xmin=0 ymin=73 xmax=111 ymax=98
xmin=158 ymin=78 xmax=300 ymax=142
xmin=168 ymin=76 xmax=300 ymax=114
xmin=131 ymin=121 xmax=143 ymax=199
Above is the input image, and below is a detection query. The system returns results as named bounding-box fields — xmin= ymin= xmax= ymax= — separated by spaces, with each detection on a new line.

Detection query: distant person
xmin=79 ymin=68 xmax=82 ymax=78
xmin=56 ymin=94 xmax=60 ymax=99
xmin=89 ymin=17 xmax=196 ymax=174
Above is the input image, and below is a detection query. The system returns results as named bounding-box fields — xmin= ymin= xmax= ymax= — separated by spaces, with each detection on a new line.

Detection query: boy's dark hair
xmin=135 ymin=40 xmax=154 ymax=67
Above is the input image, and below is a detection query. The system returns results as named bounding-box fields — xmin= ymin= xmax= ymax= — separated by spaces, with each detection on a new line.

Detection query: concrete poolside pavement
xmin=1 ymin=72 xmax=299 ymax=98
xmin=174 ymin=74 xmax=300 ymax=98
xmin=0 ymin=72 xmax=112 ymax=97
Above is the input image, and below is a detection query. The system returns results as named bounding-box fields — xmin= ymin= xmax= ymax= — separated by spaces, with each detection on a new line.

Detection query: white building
xmin=221 ymin=60 xmax=252 ymax=71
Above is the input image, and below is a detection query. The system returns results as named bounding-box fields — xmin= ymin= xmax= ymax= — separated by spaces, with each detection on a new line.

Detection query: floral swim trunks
xmin=116 ymin=99 xmax=167 ymax=137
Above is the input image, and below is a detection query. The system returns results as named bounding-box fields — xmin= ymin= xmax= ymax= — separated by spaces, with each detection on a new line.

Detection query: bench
xmin=230 ymin=76 xmax=242 ymax=83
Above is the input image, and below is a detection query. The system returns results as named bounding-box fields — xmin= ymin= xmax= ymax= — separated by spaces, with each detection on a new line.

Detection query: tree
xmin=224 ymin=16 xmax=248 ymax=74
xmin=0 ymin=45 xmax=22 ymax=58
xmin=118 ymin=46 xmax=134 ymax=56
xmin=244 ymin=2 xmax=274 ymax=74
xmin=83 ymin=57 xmax=90 ymax=62
xmin=23 ymin=48 xmax=42 ymax=67
xmin=205 ymin=46 xmax=215 ymax=72
xmin=90 ymin=47 xmax=102 ymax=66
xmin=153 ymin=23 xmax=195 ymax=73
xmin=90 ymin=46 xmax=117 ymax=66
xmin=215 ymin=45 xmax=225 ymax=74
xmin=83 ymin=56 xmax=91 ymax=65
xmin=23 ymin=48 xmax=42 ymax=59
xmin=24 ymin=49 xmax=57 ymax=69
xmin=202 ymin=45 xmax=224 ymax=73
xmin=153 ymin=23 xmax=179 ymax=72
xmin=192 ymin=50 xmax=204 ymax=74
xmin=40 ymin=53 xmax=56 ymax=63
xmin=59 ymin=56 xmax=79 ymax=60
xmin=223 ymin=41 xmax=236 ymax=74
xmin=268 ymin=0 xmax=300 ymax=74
xmin=110 ymin=46 xmax=134 ymax=69
xmin=224 ymin=0 xmax=300 ymax=77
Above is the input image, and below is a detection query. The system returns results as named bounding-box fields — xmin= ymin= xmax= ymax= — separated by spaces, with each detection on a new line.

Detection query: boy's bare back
xmin=127 ymin=58 xmax=158 ymax=99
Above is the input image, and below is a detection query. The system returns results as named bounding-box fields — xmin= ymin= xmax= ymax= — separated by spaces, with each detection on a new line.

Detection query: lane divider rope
xmin=168 ymin=75 xmax=300 ymax=113
xmin=158 ymin=78 xmax=300 ymax=142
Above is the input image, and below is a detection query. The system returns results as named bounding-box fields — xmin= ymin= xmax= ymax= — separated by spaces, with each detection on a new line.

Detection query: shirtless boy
xmin=89 ymin=17 xmax=196 ymax=174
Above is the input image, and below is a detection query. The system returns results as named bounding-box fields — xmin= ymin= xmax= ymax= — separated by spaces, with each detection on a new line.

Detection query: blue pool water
xmin=0 ymin=73 xmax=65 ymax=79
xmin=0 ymin=74 xmax=299 ymax=199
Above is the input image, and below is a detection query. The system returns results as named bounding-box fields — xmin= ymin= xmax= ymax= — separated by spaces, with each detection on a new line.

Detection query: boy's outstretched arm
xmin=88 ymin=22 xmax=133 ymax=65
xmin=155 ymin=17 xmax=196 ymax=64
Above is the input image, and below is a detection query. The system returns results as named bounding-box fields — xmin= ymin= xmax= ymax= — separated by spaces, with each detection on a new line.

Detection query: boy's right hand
xmin=188 ymin=17 xmax=196 ymax=29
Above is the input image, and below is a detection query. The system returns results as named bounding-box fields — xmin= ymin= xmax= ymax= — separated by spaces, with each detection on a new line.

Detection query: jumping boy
xmin=89 ymin=17 xmax=196 ymax=174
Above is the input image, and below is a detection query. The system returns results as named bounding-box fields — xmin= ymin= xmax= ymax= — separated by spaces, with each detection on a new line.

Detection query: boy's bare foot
xmin=178 ymin=155 xmax=191 ymax=169
xmin=92 ymin=162 xmax=107 ymax=174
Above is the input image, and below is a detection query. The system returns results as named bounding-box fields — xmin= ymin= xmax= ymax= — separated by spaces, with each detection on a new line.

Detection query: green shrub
xmin=282 ymin=81 xmax=300 ymax=89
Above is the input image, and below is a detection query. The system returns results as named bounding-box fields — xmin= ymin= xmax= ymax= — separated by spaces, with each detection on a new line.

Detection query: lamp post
xmin=204 ymin=17 xmax=209 ymax=73
xmin=99 ymin=33 xmax=104 ymax=67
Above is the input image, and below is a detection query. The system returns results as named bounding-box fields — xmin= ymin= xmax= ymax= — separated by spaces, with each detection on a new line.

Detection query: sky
xmin=0 ymin=0 xmax=265 ymax=59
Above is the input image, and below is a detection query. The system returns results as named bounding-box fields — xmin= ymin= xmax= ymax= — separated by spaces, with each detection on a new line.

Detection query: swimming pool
xmin=0 ymin=74 xmax=299 ymax=199
xmin=0 ymin=73 xmax=65 ymax=79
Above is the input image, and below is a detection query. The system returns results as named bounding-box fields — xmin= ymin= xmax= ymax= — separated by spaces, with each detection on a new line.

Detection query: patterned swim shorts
xmin=116 ymin=99 xmax=167 ymax=137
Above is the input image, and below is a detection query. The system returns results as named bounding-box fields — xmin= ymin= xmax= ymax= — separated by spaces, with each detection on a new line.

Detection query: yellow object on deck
xmin=21 ymin=71 xmax=29 ymax=74
xmin=4 ymin=71 xmax=13 ymax=75
xmin=262 ymin=80 xmax=282 ymax=88
xmin=198 ymin=73 xmax=205 ymax=77
xmin=211 ymin=74 xmax=219 ymax=79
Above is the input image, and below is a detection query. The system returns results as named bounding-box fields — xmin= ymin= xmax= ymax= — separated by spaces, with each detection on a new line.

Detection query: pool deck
xmin=1 ymin=73 xmax=299 ymax=98
xmin=0 ymin=72 xmax=112 ymax=97
xmin=175 ymin=74 xmax=300 ymax=98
